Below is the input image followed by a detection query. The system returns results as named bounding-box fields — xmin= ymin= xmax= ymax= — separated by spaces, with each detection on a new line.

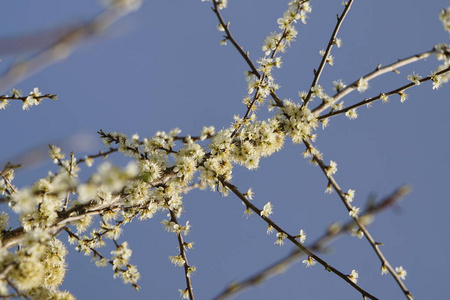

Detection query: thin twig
xmin=168 ymin=210 xmax=195 ymax=300
xmin=76 ymin=147 xmax=119 ymax=164
xmin=312 ymin=47 xmax=444 ymax=115
xmin=211 ymin=0 xmax=299 ymax=134
xmin=318 ymin=66 xmax=450 ymax=120
xmin=302 ymin=0 xmax=354 ymax=107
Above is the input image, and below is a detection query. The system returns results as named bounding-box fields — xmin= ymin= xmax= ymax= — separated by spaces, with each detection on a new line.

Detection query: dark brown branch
xmin=302 ymin=0 xmax=354 ymax=107
xmin=220 ymin=177 xmax=379 ymax=300
xmin=214 ymin=185 xmax=410 ymax=300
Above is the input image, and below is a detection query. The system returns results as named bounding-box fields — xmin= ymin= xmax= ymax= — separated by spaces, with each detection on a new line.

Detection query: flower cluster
xmin=0 ymin=228 xmax=73 ymax=298
xmin=246 ymin=0 xmax=312 ymax=115
xmin=277 ymin=99 xmax=318 ymax=143
xmin=265 ymin=0 xmax=311 ymax=56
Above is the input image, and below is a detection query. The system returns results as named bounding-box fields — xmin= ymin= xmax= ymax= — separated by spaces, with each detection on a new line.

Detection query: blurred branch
xmin=0 ymin=133 xmax=99 ymax=172
xmin=0 ymin=1 xmax=141 ymax=93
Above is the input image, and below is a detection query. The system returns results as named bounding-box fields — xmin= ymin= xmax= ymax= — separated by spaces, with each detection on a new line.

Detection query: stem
xmin=302 ymin=0 xmax=354 ymax=107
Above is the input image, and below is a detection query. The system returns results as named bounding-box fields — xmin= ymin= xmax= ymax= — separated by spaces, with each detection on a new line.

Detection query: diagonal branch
xmin=214 ymin=185 xmax=410 ymax=300
xmin=303 ymin=139 xmax=413 ymax=299
xmin=302 ymin=0 xmax=354 ymax=107
xmin=219 ymin=177 xmax=379 ymax=300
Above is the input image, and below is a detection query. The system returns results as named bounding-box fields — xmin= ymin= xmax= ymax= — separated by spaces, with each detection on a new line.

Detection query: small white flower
xmin=356 ymin=78 xmax=369 ymax=93
xmin=407 ymin=72 xmax=422 ymax=85
xmin=302 ymin=256 xmax=316 ymax=267
xmin=260 ymin=202 xmax=273 ymax=217
xmin=274 ymin=232 xmax=287 ymax=246
xmin=395 ymin=266 xmax=407 ymax=280
xmin=399 ymin=91 xmax=408 ymax=103
xmin=326 ymin=161 xmax=337 ymax=176
xmin=169 ymin=255 xmax=185 ymax=267
xmin=348 ymin=269 xmax=359 ymax=283
xmin=351 ymin=228 xmax=364 ymax=239
xmin=297 ymin=229 xmax=306 ymax=243
xmin=349 ymin=206 xmax=360 ymax=218
xmin=345 ymin=109 xmax=358 ymax=120
xmin=345 ymin=189 xmax=355 ymax=202
xmin=380 ymin=93 xmax=389 ymax=103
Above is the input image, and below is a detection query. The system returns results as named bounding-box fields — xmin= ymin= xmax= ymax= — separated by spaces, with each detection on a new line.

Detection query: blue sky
xmin=1 ymin=1 xmax=449 ymax=299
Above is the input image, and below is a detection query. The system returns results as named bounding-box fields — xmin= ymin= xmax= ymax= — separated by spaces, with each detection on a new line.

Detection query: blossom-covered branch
xmin=0 ymin=88 xmax=57 ymax=110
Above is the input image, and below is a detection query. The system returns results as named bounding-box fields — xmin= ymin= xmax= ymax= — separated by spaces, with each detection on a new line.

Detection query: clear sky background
xmin=1 ymin=1 xmax=449 ymax=299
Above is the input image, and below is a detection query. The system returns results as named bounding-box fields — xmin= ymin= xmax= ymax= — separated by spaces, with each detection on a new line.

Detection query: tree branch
xmin=302 ymin=0 xmax=354 ymax=107
xmin=214 ymin=185 xmax=410 ymax=300
xmin=219 ymin=177 xmax=379 ymax=300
